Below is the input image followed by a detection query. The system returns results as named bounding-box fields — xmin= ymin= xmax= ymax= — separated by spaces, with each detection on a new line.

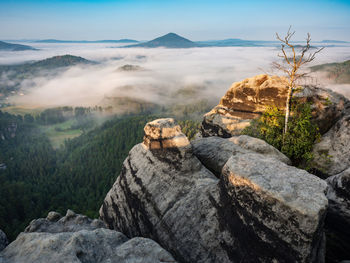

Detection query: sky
xmin=0 ymin=0 xmax=350 ymax=41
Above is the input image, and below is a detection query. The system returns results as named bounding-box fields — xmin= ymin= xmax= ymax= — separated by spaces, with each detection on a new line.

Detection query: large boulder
xmin=312 ymin=115 xmax=350 ymax=176
xmin=0 ymin=211 xmax=176 ymax=263
xmin=201 ymin=74 xmax=349 ymax=137
xmin=221 ymin=153 xmax=328 ymax=262
xmin=100 ymin=118 xmax=328 ymax=263
xmin=0 ymin=230 xmax=8 ymax=252
xmin=324 ymin=168 xmax=350 ymax=262
xmin=192 ymin=135 xmax=291 ymax=176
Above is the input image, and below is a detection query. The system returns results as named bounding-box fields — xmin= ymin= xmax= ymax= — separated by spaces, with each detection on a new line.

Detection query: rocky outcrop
xmin=0 ymin=210 xmax=176 ymax=263
xmin=221 ymin=153 xmax=328 ymax=262
xmin=100 ymin=118 xmax=328 ymax=263
xmin=324 ymin=168 xmax=350 ymax=262
xmin=24 ymin=209 xmax=106 ymax=233
xmin=192 ymin=135 xmax=291 ymax=175
xmin=143 ymin=118 xmax=191 ymax=150
xmin=201 ymin=74 xmax=349 ymax=137
xmin=0 ymin=230 xmax=8 ymax=252
xmin=312 ymin=115 xmax=350 ymax=176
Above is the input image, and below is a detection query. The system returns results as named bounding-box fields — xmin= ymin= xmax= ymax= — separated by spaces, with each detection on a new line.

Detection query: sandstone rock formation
xmin=201 ymin=74 xmax=349 ymax=137
xmin=192 ymin=135 xmax=291 ymax=175
xmin=24 ymin=209 xmax=106 ymax=233
xmin=143 ymin=118 xmax=190 ymax=150
xmin=324 ymin=168 xmax=350 ymax=262
xmin=0 ymin=210 xmax=176 ymax=263
xmin=100 ymin=118 xmax=328 ymax=263
xmin=0 ymin=230 xmax=8 ymax=252
xmin=312 ymin=115 xmax=350 ymax=176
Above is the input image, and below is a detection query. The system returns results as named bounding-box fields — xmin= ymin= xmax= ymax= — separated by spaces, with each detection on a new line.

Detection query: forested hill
xmin=0 ymin=55 xmax=94 ymax=74
xmin=311 ymin=60 xmax=350 ymax=84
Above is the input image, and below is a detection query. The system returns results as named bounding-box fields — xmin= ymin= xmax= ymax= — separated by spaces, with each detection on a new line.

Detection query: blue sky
xmin=1 ymin=0 xmax=350 ymax=41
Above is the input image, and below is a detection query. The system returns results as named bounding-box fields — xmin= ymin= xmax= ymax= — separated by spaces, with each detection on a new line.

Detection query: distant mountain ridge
xmin=0 ymin=41 xmax=35 ymax=51
xmin=197 ymin=38 xmax=278 ymax=47
xmin=321 ymin=40 xmax=349 ymax=43
xmin=36 ymin=39 xmax=138 ymax=43
xmin=125 ymin=33 xmax=203 ymax=48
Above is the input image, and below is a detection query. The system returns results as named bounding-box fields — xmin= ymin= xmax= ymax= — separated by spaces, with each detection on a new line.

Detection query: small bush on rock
xmin=178 ymin=120 xmax=200 ymax=140
xmin=242 ymin=101 xmax=321 ymax=169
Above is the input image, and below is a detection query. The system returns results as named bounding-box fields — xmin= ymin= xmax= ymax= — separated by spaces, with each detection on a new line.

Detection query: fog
xmin=1 ymin=42 xmax=350 ymax=108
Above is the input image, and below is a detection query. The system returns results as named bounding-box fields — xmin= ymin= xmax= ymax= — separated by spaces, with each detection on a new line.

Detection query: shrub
xmin=242 ymin=101 xmax=320 ymax=169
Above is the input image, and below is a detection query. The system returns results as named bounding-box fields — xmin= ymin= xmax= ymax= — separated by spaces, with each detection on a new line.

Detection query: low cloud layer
xmin=1 ymin=42 xmax=350 ymax=108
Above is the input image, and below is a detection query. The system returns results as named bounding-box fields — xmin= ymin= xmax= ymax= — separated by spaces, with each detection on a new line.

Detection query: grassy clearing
xmin=40 ymin=119 xmax=82 ymax=149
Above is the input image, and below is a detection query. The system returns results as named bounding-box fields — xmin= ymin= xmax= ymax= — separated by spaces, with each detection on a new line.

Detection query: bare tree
xmin=273 ymin=26 xmax=324 ymax=142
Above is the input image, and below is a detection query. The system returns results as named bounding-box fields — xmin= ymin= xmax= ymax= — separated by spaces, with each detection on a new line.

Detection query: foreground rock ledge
xmin=100 ymin=118 xmax=328 ymax=263
xmin=0 ymin=210 xmax=176 ymax=263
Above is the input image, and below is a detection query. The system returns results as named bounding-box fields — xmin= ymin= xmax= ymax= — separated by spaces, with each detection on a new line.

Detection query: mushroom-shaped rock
xmin=143 ymin=118 xmax=190 ymax=150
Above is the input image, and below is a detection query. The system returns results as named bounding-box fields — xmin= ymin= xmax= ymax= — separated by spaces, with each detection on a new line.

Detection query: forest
xmin=0 ymin=110 xmax=199 ymax=240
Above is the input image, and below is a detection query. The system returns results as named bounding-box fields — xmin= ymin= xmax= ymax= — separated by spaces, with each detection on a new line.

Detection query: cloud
xmin=2 ymin=42 xmax=350 ymax=108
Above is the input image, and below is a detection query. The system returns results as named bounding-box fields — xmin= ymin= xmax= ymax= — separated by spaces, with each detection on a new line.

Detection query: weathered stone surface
xmin=312 ymin=115 xmax=350 ymax=176
xmin=221 ymin=153 xmax=328 ymax=262
xmin=0 ymin=229 xmax=176 ymax=263
xmin=0 ymin=211 xmax=176 ymax=263
xmin=0 ymin=230 xmax=8 ymax=252
xmin=201 ymin=74 xmax=349 ymax=137
xmin=325 ymin=168 xmax=350 ymax=262
xmin=46 ymin=211 xmax=62 ymax=222
xmin=100 ymin=118 xmax=328 ymax=263
xmin=24 ymin=209 xmax=106 ymax=233
xmin=192 ymin=135 xmax=291 ymax=176
xmin=100 ymin=140 xmax=220 ymax=262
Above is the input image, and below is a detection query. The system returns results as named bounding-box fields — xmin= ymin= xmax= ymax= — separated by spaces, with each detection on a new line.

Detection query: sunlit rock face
xmin=143 ymin=118 xmax=190 ymax=150
xmin=201 ymin=74 xmax=288 ymax=137
xmin=100 ymin=118 xmax=328 ymax=263
xmin=201 ymin=74 xmax=349 ymax=137
xmin=324 ymin=168 xmax=350 ymax=262
xmin=0 ymin=210 xmax=176 ymax=263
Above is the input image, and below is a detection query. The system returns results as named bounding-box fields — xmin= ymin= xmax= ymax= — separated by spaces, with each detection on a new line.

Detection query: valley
xmin=1 ymin=31 xmax=350 ymax=262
